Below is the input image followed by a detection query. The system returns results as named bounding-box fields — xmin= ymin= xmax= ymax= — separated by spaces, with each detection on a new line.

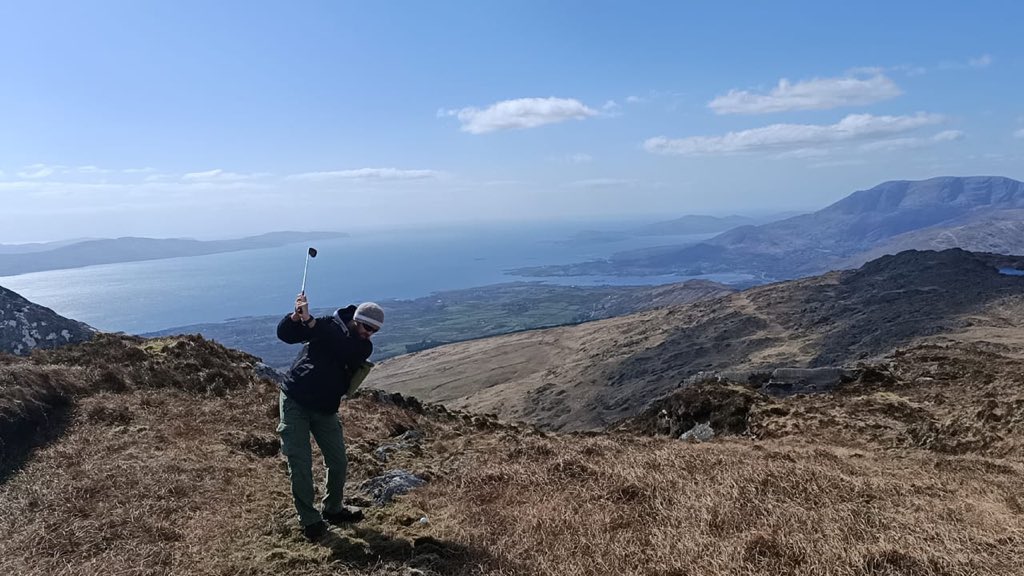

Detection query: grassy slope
xmin=1 ymin=334 xmax=1023 ymax=575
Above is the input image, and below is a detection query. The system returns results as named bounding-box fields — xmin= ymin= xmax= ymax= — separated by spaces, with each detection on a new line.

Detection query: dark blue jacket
xmin=276 ymin=305 xmax=373 ymax=413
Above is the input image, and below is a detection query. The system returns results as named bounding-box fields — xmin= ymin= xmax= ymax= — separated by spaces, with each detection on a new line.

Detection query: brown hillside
xmin=1 ymin=333 xmax=1023 ymax=575
xmin=370 ymin=249 xmax=1024 ymax=430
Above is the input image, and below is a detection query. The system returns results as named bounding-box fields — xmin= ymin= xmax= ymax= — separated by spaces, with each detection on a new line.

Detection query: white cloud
xmin=287 ymin=168 xmax=443 ymax=182
xmin=441 ymin=97 xmax=598 ymax=134
xmin=182 ymin=169 xmax=270 ymax=182
xmin=1014 ymin=128 xmax=1024 ymax=139
xmin=17 ymin=163 xmax=58 ymax=179
xmin=644 ymin=112 xmax=944 ymax=156
xmin=708 ymin=72 xmax=902 ymax=115
xmin=122 ymin=167 xmax=157 ymax=174
xmin=625 ymin=95 xmax=644 ymax=104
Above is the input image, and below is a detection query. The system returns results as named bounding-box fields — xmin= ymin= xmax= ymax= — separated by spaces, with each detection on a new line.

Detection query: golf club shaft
xmin=300 ymin=253 xmax=310 ymax=294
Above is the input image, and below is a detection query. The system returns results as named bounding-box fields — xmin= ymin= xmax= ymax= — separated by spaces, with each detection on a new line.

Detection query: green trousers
xmin=277 ymin=391 xmax=348 ymax=527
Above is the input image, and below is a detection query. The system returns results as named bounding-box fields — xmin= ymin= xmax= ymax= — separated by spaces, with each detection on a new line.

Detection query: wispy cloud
xmin=774 ymin=148 xmax=831 ymax=159
xmin=16 ymin=163 xmax=59 ymax=179
xmin=287 ymin=168 xmax=443 ymax=182
xmin=76 ymin=165 xmax=114 ymax=174
xmin=1014 ymin=128 xmax=1024 ymax=139
xmin=182 ymin=169 xmax=271 ymax=182
xmin=969 ymin=54 xmax=993 ymax=68
xmin=552 ymin=153 xmax=593 ymax=165
xmin=933 ymin=129 xmax=965 ymax=142
xmin=858 ymin=130 xmax=964 ymax=152
xmin=708 ymin=72 xmax=902 ymax=115
xmin=11 ymin=164 xmax=161 ymax=179
xmin=809 ymin=159 xmax=868 ymax=169
xmin=938 ymin=54 xmax=994 ymax=70
xmin=564 ymin=178 xmax=637 ymax=189
xmin=440 ymin=97 xmax=598 ymax=134
xmin=644 ymin=113 xmax=944 ymax=156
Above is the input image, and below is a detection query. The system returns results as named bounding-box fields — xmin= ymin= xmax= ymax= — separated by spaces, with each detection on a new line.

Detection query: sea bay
xmin=0 ymin=222 xmax=742 ymax=334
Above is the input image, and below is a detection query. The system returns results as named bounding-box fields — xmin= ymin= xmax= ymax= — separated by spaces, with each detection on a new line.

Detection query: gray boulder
xmin=359 ymin=469 xmax=427 ymax=505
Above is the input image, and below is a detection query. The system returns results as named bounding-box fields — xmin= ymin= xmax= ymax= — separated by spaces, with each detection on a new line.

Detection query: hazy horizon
xmin=0 ymin=209 xmax=803 ymax=245
xmin=2 ymin=2 xmax=1022 ymax=243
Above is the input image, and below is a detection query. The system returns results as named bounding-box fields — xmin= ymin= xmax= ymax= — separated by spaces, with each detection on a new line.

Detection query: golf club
xmin=300 ymin=246 xmax=317 ymax=294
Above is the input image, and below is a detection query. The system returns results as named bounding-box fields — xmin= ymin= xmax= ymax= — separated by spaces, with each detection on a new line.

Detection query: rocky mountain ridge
xmin=0 ymin=285 xmax=94 ymax=356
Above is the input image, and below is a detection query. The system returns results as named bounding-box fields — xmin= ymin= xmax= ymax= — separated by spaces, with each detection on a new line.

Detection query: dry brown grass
xmin=409 ymin=434 xmax=1024 ymax=575
xmin=2 ymin=334 xmax=1024 ymax=575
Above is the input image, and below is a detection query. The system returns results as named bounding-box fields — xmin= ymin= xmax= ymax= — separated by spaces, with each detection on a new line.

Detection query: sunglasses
xmin=357 ymin=321 xmax=379 ymax=334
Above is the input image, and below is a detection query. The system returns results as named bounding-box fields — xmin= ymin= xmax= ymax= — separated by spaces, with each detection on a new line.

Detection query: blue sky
xmin=1 ymin=0 xmax=1022 ymax=242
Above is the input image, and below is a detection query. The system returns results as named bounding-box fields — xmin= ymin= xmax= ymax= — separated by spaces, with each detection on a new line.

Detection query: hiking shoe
xmin=302 ymin=520 xmax=329 ymax=542
xmin=323 ymin=506 xmax=365 ymax=525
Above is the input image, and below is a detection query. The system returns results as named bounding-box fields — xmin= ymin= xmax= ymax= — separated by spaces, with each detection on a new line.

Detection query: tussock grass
xmin=410 ymin=434 xmax=1024 ymax=575
xmin=1 ymin=335 xmax=1023 ymax=575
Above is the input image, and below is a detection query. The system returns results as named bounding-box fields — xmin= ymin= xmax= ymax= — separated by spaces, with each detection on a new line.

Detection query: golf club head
xmin=308 ymin=247 xmax=317 ymax=258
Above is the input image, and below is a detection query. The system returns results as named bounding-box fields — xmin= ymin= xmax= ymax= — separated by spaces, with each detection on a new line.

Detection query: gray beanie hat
xmin=353 ymin=302 xmax=384 ymax=329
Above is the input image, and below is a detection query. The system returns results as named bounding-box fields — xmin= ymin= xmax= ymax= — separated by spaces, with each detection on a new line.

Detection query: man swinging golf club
xmin=276 ymin=246 xmax=385 ymax=541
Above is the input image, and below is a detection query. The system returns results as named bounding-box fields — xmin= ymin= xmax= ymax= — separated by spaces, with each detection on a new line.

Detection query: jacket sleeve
xmin=277 ymin=313 xmax=317 ymax=344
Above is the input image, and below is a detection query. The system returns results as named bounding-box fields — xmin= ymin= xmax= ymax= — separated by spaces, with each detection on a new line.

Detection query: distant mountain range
xmin=372 ymin=248 xmax=1024 ymax=431
xmin=512 ymin=176 xmax=1024 ymax=280
xmin=0 ymin=231 xmax=347 ymax=276
xmin=0 ymin=285 xmax=95 ymax=355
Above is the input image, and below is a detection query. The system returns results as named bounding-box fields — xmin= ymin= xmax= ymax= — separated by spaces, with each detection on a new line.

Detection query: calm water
xmin=0 ymin=223 xmax=748 ymax=334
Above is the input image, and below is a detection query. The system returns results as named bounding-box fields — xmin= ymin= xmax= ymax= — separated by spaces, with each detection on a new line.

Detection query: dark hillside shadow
xmin=590 ymin=250 xmax=1024 ymax=423
xmin=806 ymin=250 xmax=1024 ymax=366
xmin=0 ymin=400 xmax=74 ymax=484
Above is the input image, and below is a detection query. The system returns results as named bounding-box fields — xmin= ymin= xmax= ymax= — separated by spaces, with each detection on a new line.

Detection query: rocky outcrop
xmin=0 ymin=285 xmax=95 ymax=355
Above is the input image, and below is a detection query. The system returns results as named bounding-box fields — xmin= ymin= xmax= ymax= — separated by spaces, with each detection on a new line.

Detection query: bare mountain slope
xmin=371 ymin=249 xmax=1024 ymax=430
xmin=842 ymin=209 xmax=1024 ymax=267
